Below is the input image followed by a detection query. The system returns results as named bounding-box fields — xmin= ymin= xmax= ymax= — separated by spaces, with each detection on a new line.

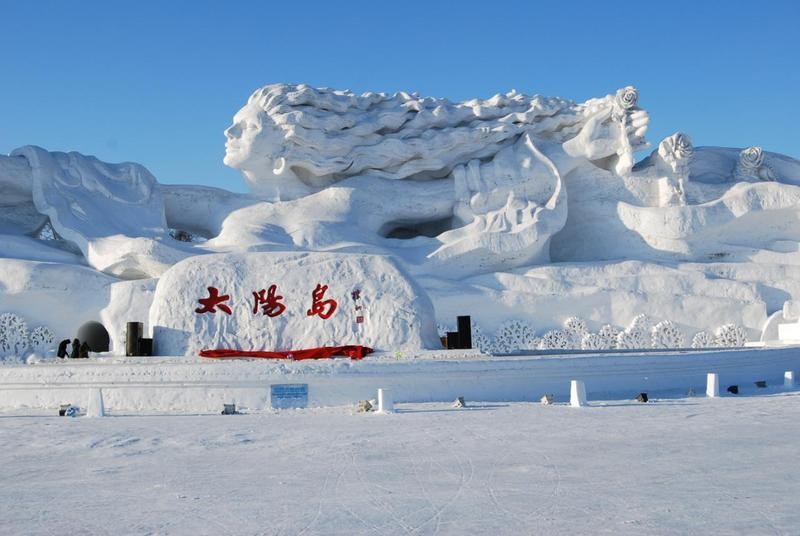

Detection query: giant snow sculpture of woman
xmin=220 ymin=84 xmax=649 ymax=277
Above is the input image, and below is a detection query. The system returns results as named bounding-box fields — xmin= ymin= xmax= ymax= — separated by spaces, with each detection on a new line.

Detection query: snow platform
xmin=0 ymin=347 xmax=798 ymax=413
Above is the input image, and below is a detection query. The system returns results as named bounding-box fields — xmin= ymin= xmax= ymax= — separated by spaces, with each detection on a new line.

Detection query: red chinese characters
xmin=195 ymin=286 xmax=232 ymax=315
xmin=306 ymin=283 xmax=338 ymax=319
xmin=196 ymin=283 xmax=340 ymax=319
xmin=252 ymin=284 xmax=286 ymax=317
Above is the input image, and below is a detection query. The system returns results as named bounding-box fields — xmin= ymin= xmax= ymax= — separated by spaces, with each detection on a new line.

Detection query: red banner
xmin=199 ymin=345 xmax=372 ymax=360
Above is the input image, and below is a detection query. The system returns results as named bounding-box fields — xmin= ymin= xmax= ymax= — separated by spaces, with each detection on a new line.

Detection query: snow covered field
xmin=2 ymin=391 xmax=798 ymax=535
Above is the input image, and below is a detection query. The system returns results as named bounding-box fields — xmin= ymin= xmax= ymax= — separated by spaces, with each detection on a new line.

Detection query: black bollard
xmin=446 ymin=331 xmax=460 ymax=349
xmin=456 ymin=316 xmax=472 ymax=349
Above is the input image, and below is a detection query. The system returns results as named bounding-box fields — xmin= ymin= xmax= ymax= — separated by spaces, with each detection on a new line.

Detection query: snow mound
xmin=11 ymin=146 xmax=191 ymax=279
xmin=150 ymin=252 xmax=439 ymax=355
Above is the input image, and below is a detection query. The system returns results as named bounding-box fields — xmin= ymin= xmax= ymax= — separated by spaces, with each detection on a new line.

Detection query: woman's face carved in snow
xmin=223 ymin=101 xmax=284 ymax=171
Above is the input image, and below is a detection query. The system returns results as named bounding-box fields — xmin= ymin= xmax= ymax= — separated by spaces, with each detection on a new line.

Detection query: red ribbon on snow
xmin=198 ymin=345 xmax=372 ymax=361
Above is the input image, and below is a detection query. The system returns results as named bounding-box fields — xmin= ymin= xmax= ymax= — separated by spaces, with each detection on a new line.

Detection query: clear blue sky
xmin=2 ymin=0 xmax=798 ymax=193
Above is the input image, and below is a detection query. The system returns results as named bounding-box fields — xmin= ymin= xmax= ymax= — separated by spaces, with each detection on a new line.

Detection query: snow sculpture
xmin=493 ymin=320 xmax=537 ymax=352
xmin=563 ymin=316 xmax=587 ymax=346
xmin=616 ymin=328 xmax=646 ymax=350
xmin=628 ymin=314 xmax=654 ymax=333
xmin=0 ymin=313 xmax=29 ymax=360
xmin=598 ymin=325 xmax=621 ymax=349
xmin=223 ymin=83 xmax=648 ymax=277
xmin=652 ymin=133 xmax=693 ymax=205
xmin=10 ymin=146 xmax=191 ymax=279
xmin=28 ymin=326 xmax=54 ymax=354
xmin=650 ymin=320 xmax=685 ymax=349
xmin=471 ymin=324 xmax=492 ymax=354
xmin=539 ymin=329 xmax=571 ymax=350
xmin=733 ymin=146 xmax=776 ymax=182
xmin=691 ymin=331 xmax=714 ymax=349
xmin=580 ymin=332 xmax=604 ymax=350
xmin=6 ymin=81 xmax=800 ymax=353
xmin=150 ymin=251 xmax=439 ymax=355
xmin=226 ymin=84 xmax=648 ymax=198
xmin=714 ymin=324 xmax=747 ymax=347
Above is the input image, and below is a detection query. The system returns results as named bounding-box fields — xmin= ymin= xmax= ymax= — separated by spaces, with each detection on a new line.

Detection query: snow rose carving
xmin=734 ymin=146 xmax=776 ymax=182
xmin=660 ymin=133 xmax=693 ymax=161
xmin=740 ymin=146 xmax=764 ymax=170
xmin=615 ymin=86 xmax=639 ymax=110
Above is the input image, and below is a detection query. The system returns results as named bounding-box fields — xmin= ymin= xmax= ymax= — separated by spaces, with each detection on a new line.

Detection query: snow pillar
xmin=570 ymin=380 xmax=587 ymax=407
xmin=706 ymin=373 xmax=719 ymax=398
xmin=377 ymin=388 xmax=393 ymax=413
xmin=86 ymin=388 xmax=105 ymax=417
xmin=785 ymin=371 xmax=796 ymax=388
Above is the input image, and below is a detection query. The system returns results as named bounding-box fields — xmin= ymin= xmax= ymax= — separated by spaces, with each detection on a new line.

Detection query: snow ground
xmin=2 ymin=392 xmax=799 ymax=535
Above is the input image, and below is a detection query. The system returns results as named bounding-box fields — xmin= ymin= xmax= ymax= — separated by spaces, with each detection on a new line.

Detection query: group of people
xmin=56 ymin=338 xmax=90 ymax=359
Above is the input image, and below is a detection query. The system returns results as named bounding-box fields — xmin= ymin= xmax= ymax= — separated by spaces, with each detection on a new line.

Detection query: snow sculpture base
xmin=149 ymin=252 xmax=439 ymax=356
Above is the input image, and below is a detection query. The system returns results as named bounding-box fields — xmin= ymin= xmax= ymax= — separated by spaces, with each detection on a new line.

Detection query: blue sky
xmin=1 ymin=0 xmax=798 ymax=193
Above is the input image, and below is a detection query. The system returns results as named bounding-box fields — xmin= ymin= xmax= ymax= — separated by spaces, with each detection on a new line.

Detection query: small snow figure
xmin=306 ymin=283 xmax=337 ymax=319
xmin=57 ymin=338 xmax=70 ymax=358
xmin=195 ymin=286 xmax=232 ymax=315
xmin=70 ymin=338 xmax=80 ymax=359
xmin=252 ymin=284 xmax=286 ymax=317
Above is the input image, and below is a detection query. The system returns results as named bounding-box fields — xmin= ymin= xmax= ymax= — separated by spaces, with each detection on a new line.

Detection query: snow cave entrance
xmin=76 ymin=321 xmax=110 ymax=352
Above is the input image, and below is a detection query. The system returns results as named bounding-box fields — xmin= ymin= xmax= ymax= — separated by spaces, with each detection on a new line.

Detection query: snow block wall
xmin=149 ymin=252 xmax=439 ymax=355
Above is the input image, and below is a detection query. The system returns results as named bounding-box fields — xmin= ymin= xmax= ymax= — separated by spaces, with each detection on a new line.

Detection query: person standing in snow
xmin=69 ymin=338 xmax=80 ymax=359
xmin=57 ymin=339 xmax=70 ymax=358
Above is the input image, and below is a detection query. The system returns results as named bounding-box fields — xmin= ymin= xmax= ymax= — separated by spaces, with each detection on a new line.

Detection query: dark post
xmin=457 ymin=315 xmax=472 ymax=349
xmin=446 ymin=331 xmax=460 ymax=349
xmin=126 ymin=322 xmax=143 ymax=357
xmin=139 ymin=338 xmax=154 ymax=356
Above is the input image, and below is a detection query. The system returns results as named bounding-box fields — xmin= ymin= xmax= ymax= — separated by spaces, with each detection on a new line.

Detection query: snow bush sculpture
xmin=734 ymin=146 xmax=776 ymax=182
xmin=616 ymin=328 xmax=647 ymax=349
xmin=714 ymin=324 xmax=747 ymax=347
xmin=538 ymin=329 xmax=572 ymax=350
xmin=28 ymin=326 xmax=55 ymax=354
xmin=650 ymin=320 xmax=685 ymax=349
xmin=494 ymin=319 xmax=537 ymax=352
xmin=628 ymin=314 xmax=653 ymax=333
xmin=0 ymin=313 xmax=30 ymax=360
xmin=563 ymin=316 xmax=587 ymax=335
xmin=691 ymin=331 xmax=714 ymax=349
xmin=598 ymin=324 xmax=621 ymax=349
xmin=471 ymin=324 xmax=492 ymax=354
xmin=580 ymin=332 xmax=604 ymax=350
xmin=563 ymin=316 xmax=587 ymax=347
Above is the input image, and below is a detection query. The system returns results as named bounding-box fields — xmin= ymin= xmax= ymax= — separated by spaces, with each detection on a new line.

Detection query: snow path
xmin=1 ymin=393 xmax=799 ymax=535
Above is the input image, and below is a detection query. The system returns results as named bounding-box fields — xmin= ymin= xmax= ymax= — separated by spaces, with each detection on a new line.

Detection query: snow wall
xmin=0 ymin=347 xmax=797 ymax=413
